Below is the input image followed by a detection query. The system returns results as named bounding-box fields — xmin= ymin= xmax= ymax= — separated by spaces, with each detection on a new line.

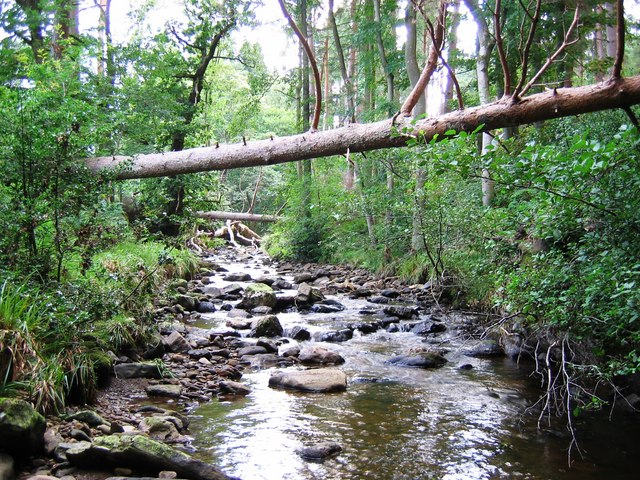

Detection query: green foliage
xmin=0 ymin=236 xmax=197 ymax=413
xmin=88 ymin=240 xmax=198 ymax=310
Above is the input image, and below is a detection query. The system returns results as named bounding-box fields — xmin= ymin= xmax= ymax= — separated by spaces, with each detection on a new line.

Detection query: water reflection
xmin=185 ymin=252 xmax=640 ymax=480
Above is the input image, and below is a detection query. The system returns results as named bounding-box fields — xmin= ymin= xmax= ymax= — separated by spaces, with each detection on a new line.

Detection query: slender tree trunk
xmin=406 ymin=1 xmax=427 ymax=251
xmin=329 ymin=0 xmax=356 ymax=124
xmin=411 ymin=168 xmax=427 ymax=252
xmin=15 ymin=0 xmax=46 ymax=63
xmin=373 ymin=0 xmax=394 ymax=115
xmin=97 ymin=0 xmax=115 ymax=84
xmin=404 ymin=2 xmax=425 ymax=117
xmin=441 ymin=0 xmax=460 ymax=115
xmin=297 ymin=0 xmax=313 ymax=210
xmin=348 ymin=0 xmax=358 ymax=114
xmin=354 ymin=161 xmax=377 ymax=246
xmin=464 ymin=0 xmax=497 ymax=206
xmin=52 ymin=0 xmax=79 ymax=59
xmin=322 ymin=36 xmax=330 ymax=130
xmin=594 ymin=4 xmax=607 ymax=82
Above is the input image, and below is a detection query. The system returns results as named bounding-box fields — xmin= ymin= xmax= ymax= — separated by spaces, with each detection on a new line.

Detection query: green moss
xmin=245 ymin=283 xmax=273 ymax=294
xmin=0 ymin=397 xmax=45 ymax=431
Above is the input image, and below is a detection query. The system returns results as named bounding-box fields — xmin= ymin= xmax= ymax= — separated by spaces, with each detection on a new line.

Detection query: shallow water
xmin=186 ymin=250 xmax=640 ymax=480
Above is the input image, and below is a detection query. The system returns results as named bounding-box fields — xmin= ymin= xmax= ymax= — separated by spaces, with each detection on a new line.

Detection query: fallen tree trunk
xmin=85 ymin=77 xmax=640 ymax=180
xmin=197 ymin=211 xmax=282 ymax=223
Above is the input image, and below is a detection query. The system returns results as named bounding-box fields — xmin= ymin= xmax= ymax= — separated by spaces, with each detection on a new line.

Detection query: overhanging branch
xmin=85 ymin=76 xmax=640 ymax=180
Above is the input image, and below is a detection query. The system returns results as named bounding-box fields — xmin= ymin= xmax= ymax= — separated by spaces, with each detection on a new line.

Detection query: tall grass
xmin=89 ymin=240 xmax=198 ymax=311
xmin=0 ymin=240 xmax=200 ymax=413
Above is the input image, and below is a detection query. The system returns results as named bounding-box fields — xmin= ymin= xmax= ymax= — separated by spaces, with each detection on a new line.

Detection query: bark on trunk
xmin=373 ymin=0 xmax=394 ymax=115
xmin=411 ymin=168 xmax=427 ymax=252
xmin=86 ymin=76 xmax=640 ymax=179
xmin=329 ymin=0 xmax=356 ymax=123
xmin=404 ymin=2 xmax=425 ymax=117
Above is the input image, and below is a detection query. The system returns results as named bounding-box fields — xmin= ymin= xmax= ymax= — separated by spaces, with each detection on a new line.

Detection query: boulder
xmin=65 ymin=434 xmax=232 ymax=480
xmin=250 ymin=306 xmax=273 ymax=315
xmin=203 ymin=285 xmax=223 ymax=298
xmin=293 ymin=272 xmax=317 ymax=284
xmin=226 ymin=318 xmax=253 ymax=330
xmin=164 ymin=331 xmax=191 ymax=354
xmin=142 ymin=334 xmax=166 ymax=360
xmin=249 ymin=315 xmax=283 ymax=338
xmin=282 ymin=346 xmax=301 ymax=357
xmin=196 ymin=302 xmax=216 ymax=314
xmin=275 ymin=295 xmax=296 ymax=310
xmin=383 ymin=305 xmax=419 ymax=319
xmin=310 ymin=303 xmax=344 ymax=314
xmin=272 ymin=278 xmax=293 ymax=290
xmin=348 ymin=322 xmax=379 ymax=334
xmin=380 ymin=288 xmax=401 ymax=298
xmin=411 ymin=321 xmax=446 ymax=335
xmin=348 ymin=288 xmax=372 ymax=299
xmin=207 ymin=348 xmax=230 ymax=359
xmin=387 ymin=352 xmax=447 ymax=369
xmin=464 ymin=339 xmax=505 ymax=358
xmin=367 ymin=296 xmax=390 ymax=304
xmin=146 ymin=384 xmax=183 ymax=398
xmin=187 ymin=349 xmax=214 ymax=360
xmin=218 ymin=381 xmax=251 ymax=397
xmin=318 ymin=329 xmax=353 ymax=343
xmin=222 ymin=273 xmax=252 ymax=282
xmin=298 ymin=346 xmax=345 ymax=366
xmin=0 ymin=398 xmax=46 ymax=459
xmin=44 ymin=426 xmax=64 ymax=456
xmin=295 ymin=283 xmax=325 ymax=306
xmin=256 ymin=339 xmax=278 ymax=353
xmin=67 ymin=410 xmax=107 ymax=427
xmin=288 ymin=326 xmax=311 ymax=341
xmin=114 ymin=362 xmax=162 ymax=379
xmin=237 ymin=346 xmax=268 ymax=357
xmin=269 ymin=369 xmax=347 ymax=393
xmin=215 ymin=365 xmax=242 ymax=381
xmin=298 ymin=442 xmax=342 ymax=460
xmin=237 ymin=283 xmax=277 ymax=310
xmin=222 ymin=284 xmax=243 ymax=295
xmin=226 ymin=309 xmax=250 ymax=319
xmin=71 ymin=428 xmax=92 ymax=442
xmin=139 ymin=417 xmax=186 ymax=443
xmin=175 ymin=295 xmax=198 ymax=312
xmin=254 ymin=276 xmax=276 ymax=286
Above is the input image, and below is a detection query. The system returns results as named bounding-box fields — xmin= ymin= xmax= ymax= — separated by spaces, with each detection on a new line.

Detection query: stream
xmin=181 ymin=249 xmax=640 ymax=480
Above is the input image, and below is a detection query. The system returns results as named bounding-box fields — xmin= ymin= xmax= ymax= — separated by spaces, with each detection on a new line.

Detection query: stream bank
xmin=8 ymin=245 xmax=640 ymax=480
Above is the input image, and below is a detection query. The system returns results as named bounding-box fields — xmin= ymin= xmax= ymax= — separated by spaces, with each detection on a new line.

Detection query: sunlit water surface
xmin=183 ymin=251 xmax=640 ymax=480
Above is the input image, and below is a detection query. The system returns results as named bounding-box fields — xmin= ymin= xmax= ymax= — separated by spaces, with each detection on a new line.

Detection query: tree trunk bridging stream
xmin=85 ymin=76 xmax=640 ymax=180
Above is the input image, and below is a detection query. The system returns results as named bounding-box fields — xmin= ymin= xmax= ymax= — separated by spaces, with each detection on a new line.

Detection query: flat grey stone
xmin=146 ymin=384 xmax=183 ymax=398
xmin=268 ymin=369 xmax=347 ymax=393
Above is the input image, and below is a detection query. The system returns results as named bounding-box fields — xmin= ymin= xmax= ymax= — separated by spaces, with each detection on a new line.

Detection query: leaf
xmin=472 ymin=124 xmax=485 ymax=134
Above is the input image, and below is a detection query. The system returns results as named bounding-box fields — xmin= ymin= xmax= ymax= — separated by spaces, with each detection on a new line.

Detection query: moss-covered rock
xmin=237 ymin=283 xmax=276 ymax=310
xmin=66 ymin=434 xmax=233 ymax=480
xmin=0 ymin=398 xmax=46 ymax=459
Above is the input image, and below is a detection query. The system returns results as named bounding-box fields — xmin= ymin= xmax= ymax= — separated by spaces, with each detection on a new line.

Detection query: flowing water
xmin=184 ymin=250 xmax=640 ymax=480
